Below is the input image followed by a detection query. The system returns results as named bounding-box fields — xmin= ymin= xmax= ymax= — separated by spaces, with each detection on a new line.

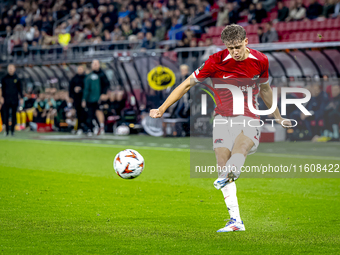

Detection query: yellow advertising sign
xmin=147 ymin=65 xmax=176 ymax=91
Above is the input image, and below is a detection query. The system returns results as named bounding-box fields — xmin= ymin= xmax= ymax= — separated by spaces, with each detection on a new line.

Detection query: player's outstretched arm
xmin=150 ymin=74 xmax=197 ymax=118
xmin=259 ymin=82 xmax=292 ymax=128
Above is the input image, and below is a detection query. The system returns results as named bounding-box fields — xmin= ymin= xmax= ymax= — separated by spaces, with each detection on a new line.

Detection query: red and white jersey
xmin=192 ymin=48 xmax=269 ymax=119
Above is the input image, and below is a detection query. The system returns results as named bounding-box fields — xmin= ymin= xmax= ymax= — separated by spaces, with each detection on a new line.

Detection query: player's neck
xmin=239 ymin=48 xmax=250 ymax=61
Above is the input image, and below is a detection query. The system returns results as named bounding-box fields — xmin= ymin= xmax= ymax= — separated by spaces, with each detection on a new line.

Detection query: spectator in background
xmin=82 ymin=62 xmax=101 ymax=136
xmin=82 ymin=59 xmax=109 ymax=136
xmin=322 ymin=85 xmax=340 ymax=140
xmin=291 ymin=84 xmax=328 ymax=138
xmin=257 ymin=26 xmax=266 ymax=43
xmin=239 ymin=0 xmax=252 ymax=13
xmin=141 ymin=32 xmax=156 ymax=50
xmin=168 ymin=18 xmax=183 ymax=40
xmin=323 ymin=0 xmax=336 ymax=18
xmin=0 ymin=64 xmax=23 ymax=136
xmin=33 ymin=91 xmax=48 ymax=123
xmin=255 ymin=2 xmax=268 ymax=24
xmin=21 ymin=92 xmax=36 ymax=127
xmin=179 ymin=64 xmax=190 ymax=82
xmin=128 ymin=4 xmax=137 ymax=21
xmin=69 ymin=65 xmax=86 ymax=134
xmin=306 ymin=0 xmax=323 ymax=19
xmin=263 ymin=22 xmax=278 ymax=42
xmin=142 ymin=20 xmax=154 ymax=35
xmin=286 ymin=0 xmax=306 ymax=21
xmin=131 ymin=19 xmax=141 ymax=35
xmin=154 ymin=19 xmax=166 ymax=42
xmin=216 ymin=5 xmax=229 ymax=27
xmin=201 ymin=37 xmax=222 ymax=61
xmin=119 ymin=6 xmax=130 ymax=19
xmin=332 ymin=0 xmax=340 ymax=17
xmin=227 ymin=2 xmax=240 ymax=24
xmin=121 ymin=22 xmax=133 ymax=39
xmin=248 ymin=4 xmax=256 ymax=24
xmin=262 ymin=0 xmax=278 ymax=12
xmin=58 ymin=24 xmax=71 ymax=48
xmin=277 ymin=0 xmax=289 ymax=22
xmin=187 ymin=6 xmax=197 ymax=24
xmin=109 ymin=86 xmax=127 ymax=117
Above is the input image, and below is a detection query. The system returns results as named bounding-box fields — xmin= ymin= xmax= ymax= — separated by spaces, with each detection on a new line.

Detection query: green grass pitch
xmin=0 ymin=138 xmax=339 ymax=254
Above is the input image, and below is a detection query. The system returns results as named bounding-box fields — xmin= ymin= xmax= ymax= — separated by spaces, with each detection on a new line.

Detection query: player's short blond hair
xmin=221 ymin=24 xmax=246 ymax=45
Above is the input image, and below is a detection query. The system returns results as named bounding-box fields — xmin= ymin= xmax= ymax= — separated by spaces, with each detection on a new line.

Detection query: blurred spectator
xmin=262 ymin=0 xmax=278 ymax=12
xmin=263 ymin=22 xmax=278 ymax=43
xmin=121 ymin=22 xmax=133 ymax=39
xmin=33 ymin=92 xmax=48 ymax=123
xmin=323 ymin=85 xmax=340 ymax=140
xmin=82 ymin=59 xmax=109 ymax=136
xmin=332 ymin=0 xmax=340 ymax=17
xmin=142 ymin=20 xmax=154 ymax=35
xmin=131 ymin=19 xmax=141 ymax=35
xmin=154 ymin=19 xmax=166 ymax=42
xmin=228 ymin=2 xmax=240 ymax=24
xmin=187 ymin=6 xmax=197 ymax=24
xmin=257 ymin=26 xmax=266 ymax=43
xmin=58 ymin=24 xmax=71 ymax=47
xmin=291 ymin=84 xmax=328 ymax=138
xmin=119 ymin=6 xmax=130 ymax=19
xmin=277 ymin=1 xmax=289 ymax=22
xmin=306 ymin=0 xmax=323 ymax=19
xmin=286 ymin=0 xmax=306 ymax=21
xmin=239 ymin=0 xmax=252 ymax=13
xmin=179 ymin=64 xmax=190 ymax=82
xmin=248 ymin=4 xmax=256 ymax=24
xmin=141 ymin=32 xmax=156 ymax=50
xmin=0 ymin=64 xmax=23 ymax=136
xmin=168 ymin=18 xmax=183 ymax=40
xmin=21 ymin=92 xmax=36 ymax=127
xmin=201 ymin=37 xmax=222 ymax=61
xmin=323 ymin=0 xmax=336 ymax=18
xmin=216 ymin=6 xmax=229 ymax=26
xmin=254 ymin=3 xmax=268 ymax=24
xmin=109 ymin=86 xmax=127 ymax=117
xmin=69 ymin=65 xmax=86 ymax=134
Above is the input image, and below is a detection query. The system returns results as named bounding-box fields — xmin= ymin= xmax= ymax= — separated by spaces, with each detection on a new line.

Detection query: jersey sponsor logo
xmin=252 ymin=75 xmax=260 ymax=80
xmin=214 ymin=139 xmax=223 ymax=144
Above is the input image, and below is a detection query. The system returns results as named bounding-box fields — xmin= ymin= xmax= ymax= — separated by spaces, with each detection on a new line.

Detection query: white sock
xmin=221 ymin=153 xmax=246 ymax=180
xmin=220 ymin=153 xmax=246 ymax=222
xmin=221 ymin=182 xmax=241 ymax=222
xmin=100 ymin=123 xmax=104 ymax=128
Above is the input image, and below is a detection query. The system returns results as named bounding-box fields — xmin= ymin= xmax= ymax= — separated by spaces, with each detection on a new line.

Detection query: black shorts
xmin=87 ymin=102 xmax=99 ymax=110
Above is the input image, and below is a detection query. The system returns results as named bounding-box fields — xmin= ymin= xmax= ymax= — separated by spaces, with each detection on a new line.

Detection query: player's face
xmin=225 ymin=38 xmax=248 ymax=61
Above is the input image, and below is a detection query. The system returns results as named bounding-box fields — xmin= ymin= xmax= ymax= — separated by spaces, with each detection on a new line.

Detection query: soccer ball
xmin=113 ymin=149 xmax=145 ymax=179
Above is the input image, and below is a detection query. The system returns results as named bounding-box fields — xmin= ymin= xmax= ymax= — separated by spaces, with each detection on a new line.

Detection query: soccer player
xmin=149 ymin=24 xmax=291 ymax=232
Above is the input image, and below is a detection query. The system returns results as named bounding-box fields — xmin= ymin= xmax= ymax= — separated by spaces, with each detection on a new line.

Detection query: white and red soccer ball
xmin=113 ymin=149 xmax=145 ymax=179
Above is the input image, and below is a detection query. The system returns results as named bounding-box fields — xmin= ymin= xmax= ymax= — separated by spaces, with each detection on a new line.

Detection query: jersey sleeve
xmin=192 ymin=56 xmax=216 ymax=83
xmin=258 ymin=56 xmax=269 ymax=85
